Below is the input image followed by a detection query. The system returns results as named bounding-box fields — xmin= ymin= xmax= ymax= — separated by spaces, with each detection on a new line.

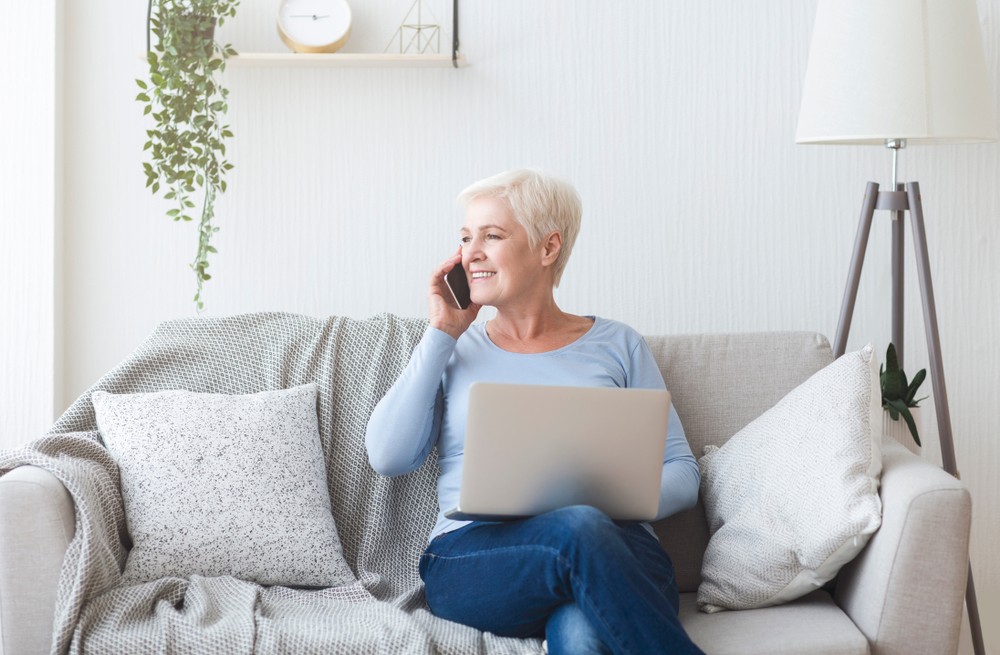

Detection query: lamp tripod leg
xmin=834 ymin=182 xmax=880 ymax=357
xmin=891 ymin=183 xmax=905 ymax=363
xmin=965 ymin=564 xmax=987 ymax=655
xmin=906 ymin=181 xmax=985 ymax=655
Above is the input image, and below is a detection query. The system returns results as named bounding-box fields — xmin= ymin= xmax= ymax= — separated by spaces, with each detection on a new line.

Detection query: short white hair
xmin=457 ymin=169 xmax=582 ymax=287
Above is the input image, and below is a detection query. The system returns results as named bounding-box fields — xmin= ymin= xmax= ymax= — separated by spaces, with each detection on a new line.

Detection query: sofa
xmin=0 ymin=313 xmax=971 ymax=654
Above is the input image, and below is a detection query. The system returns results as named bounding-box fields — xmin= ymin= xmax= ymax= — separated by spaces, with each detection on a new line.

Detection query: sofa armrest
xmin=0 ymin=465 xmax=76 ymax=655
xmin=835 ymin=438 xmax=971 ymax=655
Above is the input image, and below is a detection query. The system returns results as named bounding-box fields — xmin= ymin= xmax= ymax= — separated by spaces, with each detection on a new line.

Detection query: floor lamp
xmin=796 ymin=1 xmax=997 ymax=654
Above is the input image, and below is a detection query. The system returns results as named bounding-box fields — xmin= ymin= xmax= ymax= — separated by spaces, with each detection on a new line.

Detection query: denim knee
xmin=536 ymin=505 xmax=620 ymax=550
xmin=545 ymin=505 xmax=616 ymax=538
xmin=546 ymin=603 xmax=611 ymax=655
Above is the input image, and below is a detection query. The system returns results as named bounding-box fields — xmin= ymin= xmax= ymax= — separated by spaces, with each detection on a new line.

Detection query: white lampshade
xmin=796 ymin=0 xmax=997 ymax=145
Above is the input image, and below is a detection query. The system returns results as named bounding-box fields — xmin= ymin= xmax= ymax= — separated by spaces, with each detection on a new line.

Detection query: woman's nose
xmin=464 ymin=238 xmax=485 ymax=262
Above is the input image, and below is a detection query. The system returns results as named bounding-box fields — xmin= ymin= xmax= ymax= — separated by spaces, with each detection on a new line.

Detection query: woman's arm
xmin=367 ymin=250 xmax=482 ymax=477
xmin=365 ymin=327 xmax=457 ymax=477
xmin=654 ymin=405 xmax=701 ymax=520
xmin=627 ymin=338 xmax=701 ymax=520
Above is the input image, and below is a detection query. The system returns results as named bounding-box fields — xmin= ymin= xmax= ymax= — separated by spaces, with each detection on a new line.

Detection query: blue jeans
xmin=419 ymin=505 xmax=704 ymax=655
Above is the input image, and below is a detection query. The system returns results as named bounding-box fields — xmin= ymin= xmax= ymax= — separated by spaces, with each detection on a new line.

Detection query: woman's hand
xmin=429 ymin=248 xmax=481 ymax=340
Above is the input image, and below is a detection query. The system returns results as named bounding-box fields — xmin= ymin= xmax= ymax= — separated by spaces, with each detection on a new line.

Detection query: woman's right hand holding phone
xmin=429 ymin=248 xmax=481 ymax=340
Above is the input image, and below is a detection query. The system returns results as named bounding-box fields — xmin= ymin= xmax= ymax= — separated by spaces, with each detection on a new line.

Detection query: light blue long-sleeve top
xmin=365 ymin=316 xmax=701 ymax=542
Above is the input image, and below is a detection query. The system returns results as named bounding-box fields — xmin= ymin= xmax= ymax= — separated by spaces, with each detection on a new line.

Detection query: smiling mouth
xmin=471 ymin=272 xmax=495 ymax=280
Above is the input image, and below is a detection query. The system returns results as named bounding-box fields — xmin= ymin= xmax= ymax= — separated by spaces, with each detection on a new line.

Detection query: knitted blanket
xmin=0 ymin=313 xmax=543 ymax=654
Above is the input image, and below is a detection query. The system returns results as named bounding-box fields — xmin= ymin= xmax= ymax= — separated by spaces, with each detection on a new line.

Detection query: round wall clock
xmin=277 ymin=0 xmax=352 ymax=54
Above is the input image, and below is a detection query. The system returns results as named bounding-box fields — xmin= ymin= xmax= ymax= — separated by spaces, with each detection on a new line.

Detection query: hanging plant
xmin=136 ymin=0 xmax=240 ymax=310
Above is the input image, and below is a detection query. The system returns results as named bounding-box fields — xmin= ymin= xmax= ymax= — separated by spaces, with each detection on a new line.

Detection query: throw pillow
xmin=697 ymin=344 xmax=882 ymax=613
xmin=92 ymin=383 xmax=357 ymax=588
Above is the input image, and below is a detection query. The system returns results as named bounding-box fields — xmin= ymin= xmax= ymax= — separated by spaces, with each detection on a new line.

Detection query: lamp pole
xmin=886 ymin=139 xmax=906 ymax=365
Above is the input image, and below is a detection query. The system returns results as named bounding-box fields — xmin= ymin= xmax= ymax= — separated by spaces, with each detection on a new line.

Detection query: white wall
xmin=1 ymin=1 xmax=62 ymax=448
xmin=5 ymin=0 xmax=1000 ymax=651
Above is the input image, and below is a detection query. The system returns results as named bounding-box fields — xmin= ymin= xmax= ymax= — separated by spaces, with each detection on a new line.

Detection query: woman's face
xmin=460 ymin=196 xmax=548 ymax=308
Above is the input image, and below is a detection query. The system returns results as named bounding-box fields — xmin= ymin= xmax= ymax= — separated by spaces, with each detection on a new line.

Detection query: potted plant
xmin=880 ymin=342 xmax=927 ymax=450
xmin=136 ymin=0 xmax=241 ymax=310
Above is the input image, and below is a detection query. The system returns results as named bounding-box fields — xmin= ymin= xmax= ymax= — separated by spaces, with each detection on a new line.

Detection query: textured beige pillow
xmin=697 ymin=345 xmax=882 ymax=612
xmin=93 ymin=384 xmax=357 ymax=588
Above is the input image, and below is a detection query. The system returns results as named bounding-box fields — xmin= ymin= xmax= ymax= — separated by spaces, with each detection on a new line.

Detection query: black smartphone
xmin=445 ymin=262 xmax=472 ymax=309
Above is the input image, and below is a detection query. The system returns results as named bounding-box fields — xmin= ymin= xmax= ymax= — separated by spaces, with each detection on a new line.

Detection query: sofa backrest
xmin=644 ymin=331 xmax=833 ymax=593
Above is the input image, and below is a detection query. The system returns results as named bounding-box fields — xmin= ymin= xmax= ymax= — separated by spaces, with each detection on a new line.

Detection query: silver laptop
xmin=445 ymin=382 xmax=671 ymax=522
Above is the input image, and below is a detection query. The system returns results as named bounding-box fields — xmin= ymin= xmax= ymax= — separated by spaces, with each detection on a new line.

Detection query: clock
xmin=277 ymin=0 xmax=352 ymax=54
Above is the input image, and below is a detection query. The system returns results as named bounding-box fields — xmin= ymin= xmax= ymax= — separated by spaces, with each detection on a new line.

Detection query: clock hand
xmin=290 ymin=14 xmax=330 ymax=19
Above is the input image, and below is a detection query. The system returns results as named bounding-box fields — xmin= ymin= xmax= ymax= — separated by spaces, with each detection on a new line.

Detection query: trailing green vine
xmin=137 ymin=0 xmax=240 ymax=310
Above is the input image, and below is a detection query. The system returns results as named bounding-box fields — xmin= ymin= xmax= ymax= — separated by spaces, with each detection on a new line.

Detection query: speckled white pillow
xmin=697 ymin=344 xmax=883 ymax=613
xmin=92 ymin=384 xmax=356 ymax=588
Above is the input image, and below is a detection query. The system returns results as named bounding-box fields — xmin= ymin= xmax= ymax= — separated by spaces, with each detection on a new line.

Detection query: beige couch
xmin=0 ymin=330 xmax=971 ymax=654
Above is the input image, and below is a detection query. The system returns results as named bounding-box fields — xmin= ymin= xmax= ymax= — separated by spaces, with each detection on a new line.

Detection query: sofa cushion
xmin=696 ymin=345 xmax=882 ymax=612
xmin=92 ymin=383 xmax=357 ymax=588
xmin=678 ymin=590 xmax=869 ymax=655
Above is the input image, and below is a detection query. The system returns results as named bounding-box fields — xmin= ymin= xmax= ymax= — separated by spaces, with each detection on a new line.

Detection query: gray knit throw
xmin=0 ymin=313 xmax=543 ymax=654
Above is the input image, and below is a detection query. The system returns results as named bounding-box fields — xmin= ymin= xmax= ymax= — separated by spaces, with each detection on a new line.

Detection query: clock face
xmin=277 ymin=0 xmax=352 ymax=51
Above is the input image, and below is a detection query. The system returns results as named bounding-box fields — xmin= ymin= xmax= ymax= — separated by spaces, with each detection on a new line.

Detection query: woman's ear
xmin=540 ymin=231 xmax=562 ymax=267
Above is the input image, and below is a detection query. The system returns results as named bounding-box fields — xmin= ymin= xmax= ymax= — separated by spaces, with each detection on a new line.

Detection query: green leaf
xmin=136 ymin=79 xmax=148 ymax=90
xmin=887 ymin=400 xmax=921 ymax=447
xmin=885 ymin=343 xmax=900 ymax=373
xmin=882 ymin=369 xmax=907 ymax=401
xmin=905 ymin=369 xmax=927 ymax=405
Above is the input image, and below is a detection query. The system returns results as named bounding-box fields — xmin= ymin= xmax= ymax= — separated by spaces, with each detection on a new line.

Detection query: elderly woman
xmin=365 ymin=169 xmax=703 ymax=655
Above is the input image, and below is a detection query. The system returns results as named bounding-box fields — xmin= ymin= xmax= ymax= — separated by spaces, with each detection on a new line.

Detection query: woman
xmin=365 ymin=169 xmax=704 ymax=655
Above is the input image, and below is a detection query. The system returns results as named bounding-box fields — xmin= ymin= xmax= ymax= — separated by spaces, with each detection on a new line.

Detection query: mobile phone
xmin=445 ymin=262 xmax=472 ymax=309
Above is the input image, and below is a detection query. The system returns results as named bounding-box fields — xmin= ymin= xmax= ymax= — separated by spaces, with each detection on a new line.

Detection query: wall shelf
xmin=142 ymin=0 xmax=464 ymax=69
xmin=224 ymin=53 xmax=466 ymax=68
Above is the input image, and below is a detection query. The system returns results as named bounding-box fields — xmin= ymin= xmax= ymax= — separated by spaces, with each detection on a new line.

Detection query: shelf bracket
xmin=452 ymin=0 xmax=460 ymax=68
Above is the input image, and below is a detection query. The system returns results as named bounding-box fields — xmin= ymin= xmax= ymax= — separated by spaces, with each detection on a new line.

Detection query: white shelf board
xmin=224 ymin=52 xmax=466 ymax=68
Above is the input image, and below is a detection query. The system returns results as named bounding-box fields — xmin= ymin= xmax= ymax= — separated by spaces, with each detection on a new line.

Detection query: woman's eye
xmin=486 ymin=233 xmax=500 ymax=240
xmin=460 ymin=236 xmax=471 ymax=244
